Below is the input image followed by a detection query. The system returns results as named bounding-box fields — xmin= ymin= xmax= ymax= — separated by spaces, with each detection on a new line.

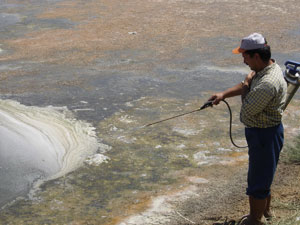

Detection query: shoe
xmin=213 ymin=217 xmax=236 ymax=225
xmin=263 ymin=211 xmax=272 ymax=221
xmin=237 ymin=215 xmax=265 ymax=225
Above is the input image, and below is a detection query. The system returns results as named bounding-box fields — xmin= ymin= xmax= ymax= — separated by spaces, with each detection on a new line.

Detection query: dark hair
xmin=245 ymin=44 xmax=271 ymax=63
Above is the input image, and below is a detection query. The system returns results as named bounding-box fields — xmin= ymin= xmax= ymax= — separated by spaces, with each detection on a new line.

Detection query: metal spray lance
xmin=144 ymin=100 xmax=213 ymax=127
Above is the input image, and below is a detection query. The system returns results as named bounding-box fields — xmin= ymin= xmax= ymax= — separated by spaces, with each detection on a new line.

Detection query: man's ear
xmin=254 ymin=53 xmax=261 ymax=61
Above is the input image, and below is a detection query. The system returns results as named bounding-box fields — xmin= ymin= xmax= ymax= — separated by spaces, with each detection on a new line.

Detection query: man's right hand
xmin=207 ymin=71 xmax=255 ymax=106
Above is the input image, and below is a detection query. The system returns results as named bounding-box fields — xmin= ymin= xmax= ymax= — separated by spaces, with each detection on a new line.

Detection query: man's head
xmin=233 ymin=33 xmax=272 ymax=72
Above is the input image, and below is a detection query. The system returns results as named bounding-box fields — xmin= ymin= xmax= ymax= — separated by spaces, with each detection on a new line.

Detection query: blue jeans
xmin=245 ymin=123 xmax=284 ymax=199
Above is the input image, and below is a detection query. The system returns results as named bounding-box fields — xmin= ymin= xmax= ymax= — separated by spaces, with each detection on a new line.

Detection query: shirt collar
xmin=255 ymin=59 xmax=276 ymax=78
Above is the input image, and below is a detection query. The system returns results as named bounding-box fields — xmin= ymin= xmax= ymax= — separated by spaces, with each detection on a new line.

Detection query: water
xmin=0 ymin=99 xmax=102 ymax=207
xmin=0 ymin=0 xmax=300 ymax=223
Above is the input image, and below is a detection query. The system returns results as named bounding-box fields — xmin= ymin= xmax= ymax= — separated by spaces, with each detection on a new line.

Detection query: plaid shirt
xmin=240 ymin=62 xmax=287 ymax=128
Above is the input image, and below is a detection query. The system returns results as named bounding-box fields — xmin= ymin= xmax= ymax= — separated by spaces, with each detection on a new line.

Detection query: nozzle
xmin=200 ymin=100 xmax=213 ymax=110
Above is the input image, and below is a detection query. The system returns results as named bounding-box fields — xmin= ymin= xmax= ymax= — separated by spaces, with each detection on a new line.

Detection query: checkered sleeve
xmin=241 ymin=82 xmax=274 ymax=116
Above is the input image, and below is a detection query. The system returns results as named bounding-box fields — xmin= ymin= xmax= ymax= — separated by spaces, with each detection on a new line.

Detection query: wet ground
xmin=0 ymin=0 xmax=300 ymax=224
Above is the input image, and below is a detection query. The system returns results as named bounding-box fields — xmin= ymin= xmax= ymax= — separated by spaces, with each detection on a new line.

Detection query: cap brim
xmin=232 ymin=47 xmax=245 ymax=54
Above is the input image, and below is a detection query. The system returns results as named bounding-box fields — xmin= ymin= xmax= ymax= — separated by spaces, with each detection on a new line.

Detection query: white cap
xmin=232 ymin=33 xmax=266 ymax=54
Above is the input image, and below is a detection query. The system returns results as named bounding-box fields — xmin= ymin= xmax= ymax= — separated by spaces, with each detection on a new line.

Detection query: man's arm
xmin=208 ymin=71 xmax=255 ymax=105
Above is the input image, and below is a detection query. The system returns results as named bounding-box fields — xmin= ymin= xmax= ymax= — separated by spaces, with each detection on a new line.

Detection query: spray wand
xmin=145 ymin=99 xmax=247 ymax=149
xmin=145 ymin=100 xmax=213 ymax=127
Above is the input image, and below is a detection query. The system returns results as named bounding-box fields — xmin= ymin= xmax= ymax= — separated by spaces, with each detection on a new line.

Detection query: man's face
xmin=242 ymin=52 xmax=258 ymax=71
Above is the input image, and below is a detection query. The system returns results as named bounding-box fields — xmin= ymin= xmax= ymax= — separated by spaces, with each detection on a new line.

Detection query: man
xmin=209 ymin=33 xmax=287 ymax=225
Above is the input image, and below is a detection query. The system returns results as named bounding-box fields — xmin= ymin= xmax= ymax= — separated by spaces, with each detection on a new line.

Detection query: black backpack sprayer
xmin=144 ymin=60 xmax=300 ymax=148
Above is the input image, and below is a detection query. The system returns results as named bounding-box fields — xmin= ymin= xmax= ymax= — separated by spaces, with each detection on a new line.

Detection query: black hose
xmin=222 ymin=99 xmax=248 ymax=149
